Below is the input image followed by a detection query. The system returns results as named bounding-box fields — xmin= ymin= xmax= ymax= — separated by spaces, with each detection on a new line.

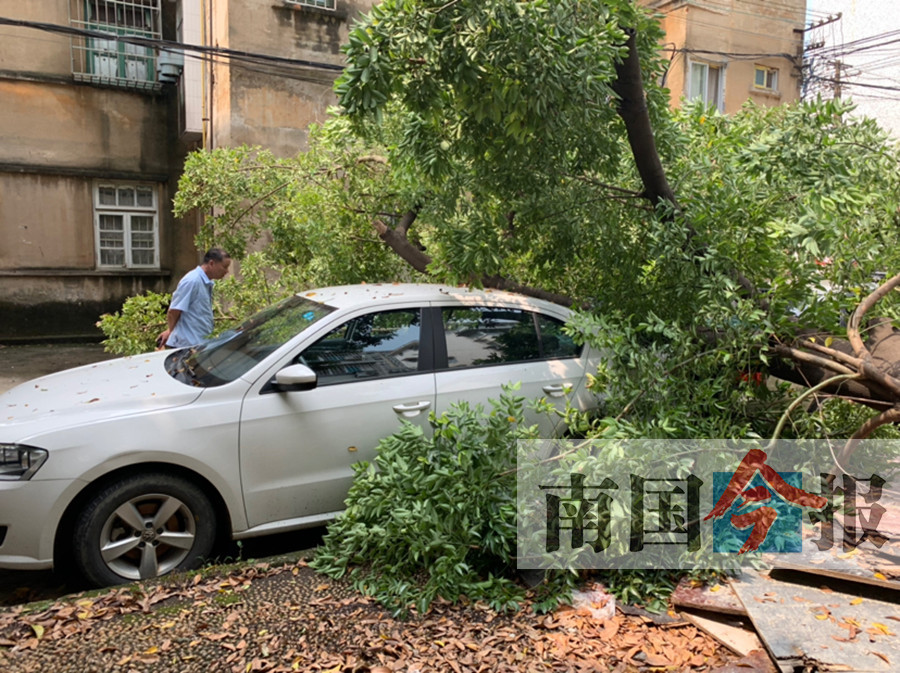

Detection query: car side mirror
xmin=272 ymin=363 xmax=317 ymax=392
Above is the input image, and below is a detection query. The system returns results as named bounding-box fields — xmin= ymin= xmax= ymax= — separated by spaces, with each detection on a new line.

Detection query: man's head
xmin=202 ymin=248 xmax=232 ymax=280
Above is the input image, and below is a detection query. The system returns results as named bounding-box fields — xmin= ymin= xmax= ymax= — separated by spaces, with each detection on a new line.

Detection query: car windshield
xmin=166 ymin=295 xmax=336 ymax=387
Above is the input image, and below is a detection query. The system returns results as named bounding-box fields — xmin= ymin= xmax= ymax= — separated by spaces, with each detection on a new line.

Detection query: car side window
xmin=537 ymin=314 xmax=581 ymax=358
xmin=442 ymin=307 xmax=540 ymax=368
xmin=298 ymin=309 xmax=422 ymax=385
xmin=442 ymin=307 xmax=581 ymax=369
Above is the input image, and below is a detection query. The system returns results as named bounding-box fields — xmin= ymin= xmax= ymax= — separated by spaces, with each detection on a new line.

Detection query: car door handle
xmin=542 ymin=384 xmax=570 ymax=398
xmin=392 ymin=400 xmax=431 ymax=418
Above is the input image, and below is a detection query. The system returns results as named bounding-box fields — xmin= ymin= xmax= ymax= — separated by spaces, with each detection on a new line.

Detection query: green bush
xmin=96 ymin=291 xmax=171 ymax=355
xmin=312 ymin=387 xmax=577 ymax=615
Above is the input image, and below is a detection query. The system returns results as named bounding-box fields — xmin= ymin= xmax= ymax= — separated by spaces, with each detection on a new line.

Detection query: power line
xmin=807 ymin=74 xmax=900 ymax=93
xmin=664 ymin=46 xmax=800 ymax=63
xmin=0 ymin=16 xmax=344 ymax=74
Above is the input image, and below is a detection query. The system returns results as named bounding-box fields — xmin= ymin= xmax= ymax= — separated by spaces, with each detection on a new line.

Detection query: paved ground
xmin=0 ymin=342 xmax=117 ymax=395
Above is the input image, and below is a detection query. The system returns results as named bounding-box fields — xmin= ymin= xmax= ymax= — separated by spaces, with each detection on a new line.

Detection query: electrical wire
xmin=0 ymin=16 xmax=345 ymax=74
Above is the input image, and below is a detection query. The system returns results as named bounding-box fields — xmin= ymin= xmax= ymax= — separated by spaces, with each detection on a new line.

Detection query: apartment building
xmin=640 ymin=0 xmax=807 ymax=112
xmin=0 ymin=0 xmax=371 ymax=340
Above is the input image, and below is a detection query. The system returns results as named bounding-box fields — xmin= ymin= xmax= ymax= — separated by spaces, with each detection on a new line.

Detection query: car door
xmin=238 ymin=306 xmax=436 ymax=529
xmin=433 ymin=304 xmax=587 ymax=436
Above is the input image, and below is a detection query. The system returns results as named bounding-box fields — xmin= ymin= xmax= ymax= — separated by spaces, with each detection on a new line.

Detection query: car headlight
xmin=0 ymin=444 xmax=48 ymax=481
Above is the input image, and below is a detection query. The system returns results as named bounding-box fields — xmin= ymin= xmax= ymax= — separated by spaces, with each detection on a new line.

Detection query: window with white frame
xmin=285 ymin=0 xmax=336 ymax=9
xmin=94 ymin=183 xmax=159 ymax=269
xmin=70 ymin=0 xmax=162 ymax=89
xmin=689 ymin=61 xmax=723 ymax=111
xmin=754 ymin=66 xmax=778 ymax=92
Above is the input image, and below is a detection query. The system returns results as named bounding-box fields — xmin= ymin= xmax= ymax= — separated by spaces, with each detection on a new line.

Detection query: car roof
xmin=296 ymin=283 xmax=570 ymax=316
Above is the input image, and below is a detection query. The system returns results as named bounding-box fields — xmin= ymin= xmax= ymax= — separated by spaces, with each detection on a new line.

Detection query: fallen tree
xmin=328 ymin=0 xmax=900 ymax=443
xmin=149 ymin=0 xmax=900 ymax=444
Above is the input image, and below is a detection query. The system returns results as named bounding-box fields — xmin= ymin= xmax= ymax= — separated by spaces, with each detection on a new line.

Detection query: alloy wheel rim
xmin=98 ymin=493 xmax=197 ymax=580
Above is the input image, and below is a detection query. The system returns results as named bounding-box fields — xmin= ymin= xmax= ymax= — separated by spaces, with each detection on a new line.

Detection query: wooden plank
xmin=776 ymin=515 xmax=900 ymax=592
xmin=730 ymin=568 xmax=900 ymax=672
xmin=679 ymin=608 xmax=766 ymax=657
xmin=670 ymin=578 xmax=747 ymax=616
xmin=770 ymin=559 xmax=900 ymax=593
xmin=705 ymin=649 xmax=777 ymax=673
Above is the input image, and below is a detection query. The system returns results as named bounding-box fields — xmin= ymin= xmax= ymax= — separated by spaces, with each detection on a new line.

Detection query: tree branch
xmin=370 ymin=210 xmax=576 ymax=305
xmin=771 ymin=344 xmax=856 ymax=377
xmin=836 ymin=405 xmax=900 ymax=472
xmin=567 ymin=175 xmax=645 ymax=197
xmin=796 ymin=338 xmax=863 ymax=369
xmin=479 ymin=276 xmax=574 ymax=307
xmin=396 ymin=209 xmax=417 ymax=236
xmin=611 ymin=30 xmax=766 ymax=312
xmin=372 ymin=210 xmax=431 ymax=274
xmin=357 ymin=155 xmax=388 ymax=165
xmin=228 ymin=181 xmax=293 ymax=232
xmin=848 ymin=271 xmax=900 ymax=356
xmin=611 ymin=31 xmax=678 ymax=208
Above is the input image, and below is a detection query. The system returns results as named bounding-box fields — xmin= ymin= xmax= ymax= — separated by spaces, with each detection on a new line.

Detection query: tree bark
xmin=372 ymin=211 xmax=431 ymax=274
xmin=611 ymin=30 xmax=678 ymax=208
xmin=371 ymin=211 xmax=573 ymax=305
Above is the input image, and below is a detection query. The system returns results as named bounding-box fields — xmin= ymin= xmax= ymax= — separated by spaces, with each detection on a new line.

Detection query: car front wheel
xmin=71 ymin=473 xmax=217 ymax=587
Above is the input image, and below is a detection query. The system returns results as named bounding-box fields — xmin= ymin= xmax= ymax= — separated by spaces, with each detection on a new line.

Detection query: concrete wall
xmin=0 ymin=1 xmax=190 ymax=341
xmin=209 ymin=0 xmax=374 ymax=155
xmin=0 ymin=1 xmax=71 ymax=76
xmin=643 ymin=0 xmax=806 ymax=112
xmin=0 ymin=80 xmax=171 ymax=175
xmin=0 ymin=0 xmax=374 ymax=340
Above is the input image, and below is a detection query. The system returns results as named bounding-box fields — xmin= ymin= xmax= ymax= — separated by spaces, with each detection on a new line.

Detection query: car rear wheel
xmin=71 ymin=473 xmax=217 ymax=587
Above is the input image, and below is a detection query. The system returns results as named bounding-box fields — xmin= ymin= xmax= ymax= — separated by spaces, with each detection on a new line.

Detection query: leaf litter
xmin=0 ymin=561 xmax=746 ymax=672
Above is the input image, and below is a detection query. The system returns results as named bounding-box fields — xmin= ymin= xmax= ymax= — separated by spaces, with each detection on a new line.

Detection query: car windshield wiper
xmin=181 ymin=346 xmax=208 ymax=384
xmin=165 ymin=347 xmax=204 ymax=386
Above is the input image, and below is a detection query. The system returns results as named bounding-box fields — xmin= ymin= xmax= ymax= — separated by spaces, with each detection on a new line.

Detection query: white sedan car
xmin=0 ymin=284 xmax=599 ymax=586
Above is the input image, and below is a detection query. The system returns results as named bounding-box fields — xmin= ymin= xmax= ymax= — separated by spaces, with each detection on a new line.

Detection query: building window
xmin=754 ymin=66 xmax=778 ymax=91
xmin=70 ymin=0 xmax=162 ymax=90
xmin=94 ymin=183 xmax=159 ymax=269
xmin=689 ymin=61 xmax=723 ymax=111
xmin=284 ymin=0 xmax=336 ymax=9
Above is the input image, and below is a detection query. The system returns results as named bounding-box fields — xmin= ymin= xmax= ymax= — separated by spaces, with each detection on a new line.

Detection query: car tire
xmin=71 ymin=472 xmax=217 ymax=587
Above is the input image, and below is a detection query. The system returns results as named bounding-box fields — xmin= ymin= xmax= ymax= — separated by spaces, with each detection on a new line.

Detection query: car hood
xmin=0 ymin=351 xmax=204 ymax=440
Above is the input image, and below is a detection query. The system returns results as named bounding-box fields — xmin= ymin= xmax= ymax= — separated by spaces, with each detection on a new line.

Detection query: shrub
xmin=96 ymin=291 xmax=171 ymax=355
xmin=312 ymin=387 xmax=577 ymax=615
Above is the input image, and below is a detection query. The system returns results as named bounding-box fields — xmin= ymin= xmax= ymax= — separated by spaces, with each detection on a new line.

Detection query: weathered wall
xmin=0 ymin=80 xmax=171 ymax=175
xmin=0 ymin=174 xmax=95 ymax=269
xmin=651 ymin=4 xmax=690 ymax=111
xmin=0 ymin=158 xmax=173 ymax=339
xmin=686 ymin=0 xmax=804 ymax=110
xmin=0 ymin=273 xmax=170 ymax=340
xmin=210 ymin=1 xmax=374 ymax=155
xmin=0 ymin=2 xmax=192 ymax=341
xmin=0 ymin=0 xmax=377 ymax=340
xmin=0 ymin=1 xmax=70 ymax=76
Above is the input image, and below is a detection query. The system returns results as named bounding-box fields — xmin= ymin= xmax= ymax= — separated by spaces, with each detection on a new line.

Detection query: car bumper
xmin=0 ymin=478 xmax=71 ymax=570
